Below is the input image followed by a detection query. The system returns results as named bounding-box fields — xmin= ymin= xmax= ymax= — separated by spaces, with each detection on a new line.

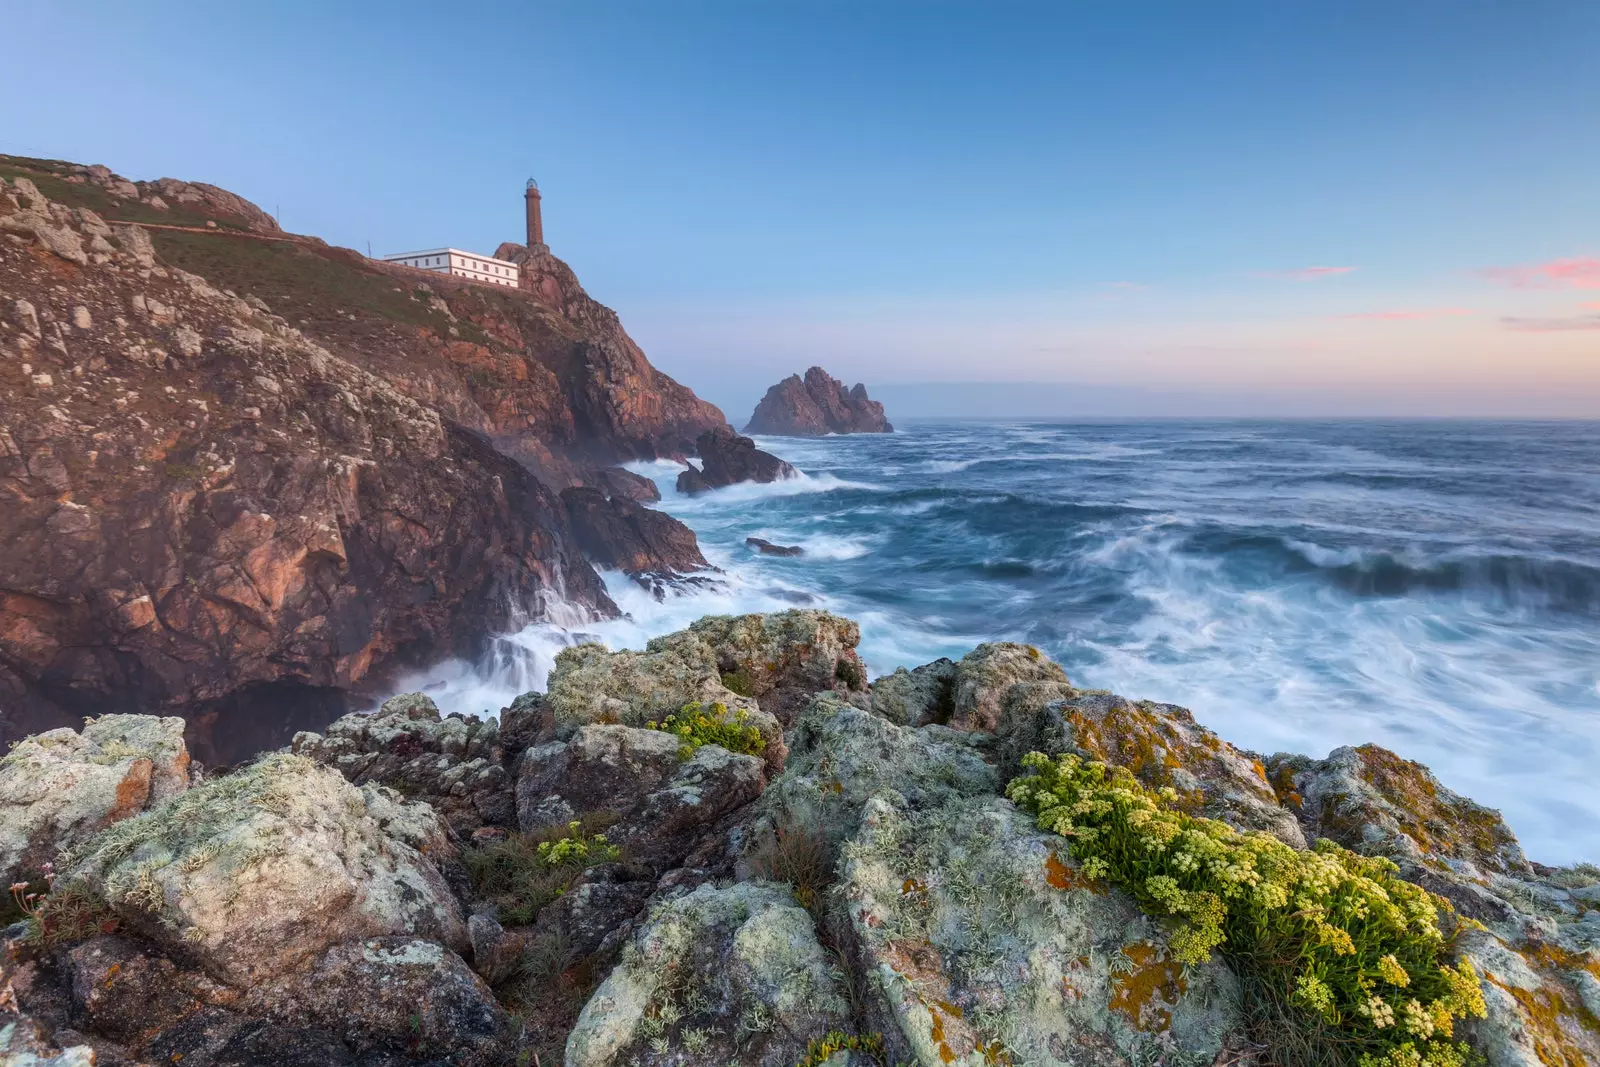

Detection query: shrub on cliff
xmin=1007 ymin=751 xmax=1488 ymax=1067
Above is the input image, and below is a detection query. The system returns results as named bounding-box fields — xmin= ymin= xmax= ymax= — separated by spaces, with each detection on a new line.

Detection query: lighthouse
xmin=524 ymin=178 xmax=547 ymax=252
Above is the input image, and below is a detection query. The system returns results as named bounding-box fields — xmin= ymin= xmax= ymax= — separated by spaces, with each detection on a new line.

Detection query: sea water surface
xmin=403 ymin=420 xmax=1600 ymax=865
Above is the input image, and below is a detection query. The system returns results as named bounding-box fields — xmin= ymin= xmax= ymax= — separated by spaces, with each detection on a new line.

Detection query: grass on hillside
xmin=0 ymin=154 xmax=245 ymax=230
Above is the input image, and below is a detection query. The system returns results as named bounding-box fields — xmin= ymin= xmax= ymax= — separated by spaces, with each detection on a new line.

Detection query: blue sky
xmin=7 ymin=2 xmax=1598 ymax=416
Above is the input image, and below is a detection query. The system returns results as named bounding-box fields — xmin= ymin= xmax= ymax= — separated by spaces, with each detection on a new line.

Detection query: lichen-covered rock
xmin=746 ymin=694 xmax=997 ymax=863
xmin=839 ymin=794 xmax=1243 ymax=1066
xmin=999 ymin=691 xmax=1306 ymax=847
xmin=467 ymin=913 xmax=523 ymax=986
xmin=0 ymin=714 xmax=190 ymax=885
xmin=869 ymin=658 xmax=956 ymax=726
xmin=516 ymin=724 xmax=765 ymax=870
xmin=684 ymin=610 xmax=867 ymax=724
xmin=543 ymin=636 xmax=784 ymax=772
xmin=1266 ymin=744 xmax=1599 ymax=1066
xmin=532 ymin=864 xmax=655 ymax=963
xmin=565 ymin=881 xmax=851 ymax=1067
xmin=948 ymin=642 xmax=1076 ymax=733
xmin=1457 ymin=928 xmax=1600 ymax=1067
xmin=0 ymin=1015 xmax=96 ymax=1067
xmin=65 ymin=752 xmax=465 ymax=987
xmin=1268 ymin=744 xmax=1531 ymax=879
xmin=292 ymin=692 xmax=513 ymax=835
xmin=143 ymin=1009 xmax=360 ymax=1067
xmin=255 ymin=937 xmax=516 ymax=1067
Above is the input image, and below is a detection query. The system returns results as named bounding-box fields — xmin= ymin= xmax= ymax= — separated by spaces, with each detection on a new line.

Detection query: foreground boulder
xmin=292 ymin=692 xmax=514 ymax=835
xmin=675 ymin=427 xmax=797 ymax=493
xmin=516 ymin=724 xmax=766 ymax=870
xmin=0 ymin=714 xmax=189 ymax=886
xmin=744 ymin=366 xmax=893 ymax=436
xmin=565 ymin=881 xmax=852 ymax=1067
xmin=65 ymin=752 xmax=466 ymax=986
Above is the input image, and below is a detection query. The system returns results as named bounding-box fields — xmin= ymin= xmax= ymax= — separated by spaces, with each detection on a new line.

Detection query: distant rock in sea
xmin=747 ymin=537 xmax=804 ymax=557
xmin=745 ymin=366 xmax=893 ymax=436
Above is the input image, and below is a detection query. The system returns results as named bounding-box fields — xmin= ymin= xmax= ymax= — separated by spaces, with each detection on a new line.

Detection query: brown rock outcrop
xmin=675 ymin=426 xmax=797 ymax=494
xmin=560 ymin=486 xmax=709 ymax=578
xmin=744 ymin=365 xmax=893 ymax=436
xmin=0 ymin=172 xmax=614 ymax=758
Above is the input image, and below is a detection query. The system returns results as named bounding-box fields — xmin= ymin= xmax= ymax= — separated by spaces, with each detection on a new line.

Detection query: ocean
xmin=401 ymin=419 xmax=1600 ymax=866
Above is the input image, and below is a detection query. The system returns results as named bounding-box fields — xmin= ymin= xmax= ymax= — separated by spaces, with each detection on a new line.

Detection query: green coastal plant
xmin=648 ymin=702 xmax=765 ymax=760
xmin=791 ymin=1029 xmax=886 ymax=1067
xmin=1006 ymin=751 xmax=1487 ymax=1067
xmin=465 ymin=815 xmax=620 ymax=925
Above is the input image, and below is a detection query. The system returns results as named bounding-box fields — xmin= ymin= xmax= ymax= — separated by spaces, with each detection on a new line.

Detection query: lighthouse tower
xmin=524 ymin=178 xmax=548 ymax=253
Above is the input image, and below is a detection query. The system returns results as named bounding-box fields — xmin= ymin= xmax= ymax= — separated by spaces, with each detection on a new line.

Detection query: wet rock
xmin=746 ymin=537 xmax=802 ymax=557
xmin=291 ymin=692 xmax=513 ymax=836
xmin=674 ymin=427 xmax=796 ymax=494
xmin=561 ymin=485 xmax=708 ymax=578
xmin=594 ymin=466 xmax=662 ymax=503
xmin=66 ymin=752 xmax=465 ymax=987
xmin=744 ymin=367 xmax=893 ymax=436
xmin=999 ymin=690 xmax=1307 ymax=847
xmin=0 ymin=714 xmax=190 ymax=885
xmin=566 ymin=881 xmax=851 ymax=1067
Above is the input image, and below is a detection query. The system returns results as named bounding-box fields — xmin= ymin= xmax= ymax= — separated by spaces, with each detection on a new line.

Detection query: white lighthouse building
xmin=382 ymin=248 xmax=519 ymax=287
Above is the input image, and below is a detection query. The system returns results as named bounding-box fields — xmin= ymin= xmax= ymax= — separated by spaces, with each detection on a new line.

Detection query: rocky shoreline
xmin=3 ymin=609 xmax=1596 ymax=1067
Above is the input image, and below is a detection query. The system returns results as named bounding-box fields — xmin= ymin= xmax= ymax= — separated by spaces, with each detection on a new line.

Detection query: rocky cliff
xmin=1 ymin=610 xmax=1593 ymax=1067
xmin=745 ymin=365 xmax=893 ymax=436
xmin=0 ymin=154 xmax=730 ymax=758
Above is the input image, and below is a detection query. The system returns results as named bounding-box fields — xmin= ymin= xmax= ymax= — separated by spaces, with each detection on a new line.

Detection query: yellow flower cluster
xmin=1007 ymin=752 xmax=1487 ymax=1067
xmin=648 ymin=702 xmax=766 ymax=760
xmin=536 ymin=821 xmax=620 ymax=868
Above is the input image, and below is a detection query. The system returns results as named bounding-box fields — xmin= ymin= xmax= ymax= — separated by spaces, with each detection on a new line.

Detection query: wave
xmin=1181 ymin=529 xmax=1600 ymax=613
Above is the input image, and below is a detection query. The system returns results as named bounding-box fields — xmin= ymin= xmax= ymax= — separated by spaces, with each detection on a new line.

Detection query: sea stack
xmin=745 ymin=366 xmax=893 ymax=436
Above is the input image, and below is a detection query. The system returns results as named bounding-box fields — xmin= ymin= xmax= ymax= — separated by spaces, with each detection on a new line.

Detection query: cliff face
xmin=0 ymin=155 xmax=727 ymax=756
xmin=744 ymin=365 xmax=893 ymax=436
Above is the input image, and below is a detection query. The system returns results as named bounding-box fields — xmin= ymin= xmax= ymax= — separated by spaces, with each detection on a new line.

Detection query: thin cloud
xmin=1501 ymin=313 xmax=1600 ymax=333
xmin=1341 ymin=307 xmax=1474 ymax=322
xmin=1257 ymin=266 xmax=1356 ymax=281
xmin=1101 ymin=281 xmax=1148 ymax=291
xmin=1583 ymin=301 xmax=1600 ymax=310
xmin=1481 ymin=256 xmax=1600 ymax=290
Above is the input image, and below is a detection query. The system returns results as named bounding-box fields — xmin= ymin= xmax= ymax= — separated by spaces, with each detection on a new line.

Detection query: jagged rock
xmin=840 ymin=794 xmax=1243 ymax=1066
xmin=684 ymin=610 xmax=868 ymax=724
xmin=541 ymin=637 xmax=786 ymax=772
xmin=565 ymin=881 xmax=851 ymax=1067
xmin=594 ymin=466 xmax=662 ymax=503
xmin=948 ymin=641 xmax=1076 ymax=733
xmin=0 ymin=714 xmax=189 ymax=886
xmin=745 ymin=537 xmax=802 ymax=557
xmin=1268 ymin=744 xmax=1531 ymax=879
xmin=65 ymin=934 xmax=228 ymax=1041
xmin=561 ymin=486 xmax=708 ymax=577
xmin=257 ymin=937 xmax=516 ymax=1067
xmin=744 ymin=366 xmax=893 ymax=436
xmin=145 ymin=1010 xmax=359 ymax=1067
xmin=532 ymin=864 xmax=654 ymax=962
xmin=741 ymin=694 xmax=997 ymax=865
xmin=515 ymin=724 xmax=766 ymax=870
xmin=998 ymin=690 xmax=1307 ymax=848
xmin=868 ymin=657 xmax=957 ymax=726
xmin=674 ymin=427 xmax=796 ymax=494
xmin=291 ymin=692 xmax=514 ymax=836
xmin=65 ymin=752 xmax=466 ymax=987
xmin=0 ymin=1014 xmax=96 ymax=1067
xmin=467 ymin=913 xmax=522 ymax=985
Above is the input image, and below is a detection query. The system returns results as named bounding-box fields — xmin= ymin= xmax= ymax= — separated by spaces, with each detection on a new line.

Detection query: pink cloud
xmin=1258 ymin=266 xmax=1357 ymax=281
xmin=1501 ymin=313 xmax=1600 ymax=333
xmin=1481 ymin=256 xmax=1600 ymax=290
xmin=1341 ymin=307 xmax=1474 ymax=322
xmin=1583 ymin=301 xmax=1600 ymax=310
